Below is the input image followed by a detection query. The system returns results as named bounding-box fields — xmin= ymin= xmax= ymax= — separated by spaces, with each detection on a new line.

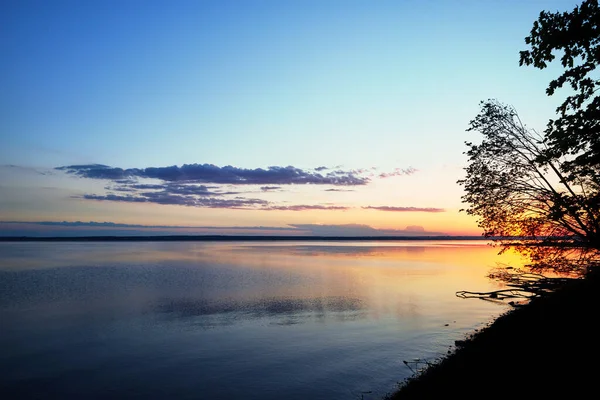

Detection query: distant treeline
xmin=0 ymin=235 xmax=489 ymax=242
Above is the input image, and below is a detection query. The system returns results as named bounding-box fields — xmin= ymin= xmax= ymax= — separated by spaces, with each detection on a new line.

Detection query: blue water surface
xmin=0 ymin=241 xmax=519 ymax=399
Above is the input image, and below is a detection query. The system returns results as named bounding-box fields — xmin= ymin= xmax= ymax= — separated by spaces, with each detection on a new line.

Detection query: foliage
xmin=459 ymin=0 xmax=600 ymax=273
xmin=458 ymin=100 xmax=599 ymax=273
xmin=519 ymin=0 xmax=599 ymax=181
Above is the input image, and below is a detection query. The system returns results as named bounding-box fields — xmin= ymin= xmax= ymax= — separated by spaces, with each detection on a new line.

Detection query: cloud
xmin=107 ymin=186 xmax=137 ymax=192
xmin=57 ymin=163 xmax=370 ymax=186
xmin=148 ymin=183 xmax=232 ymax=196
xmin=83 ymin=194 xmax=148 ymax=203
xmin=379 ymin=167 xmax=418 ymax=178
xmin=288 ymin=223 xmax=447 ymax=236
xmin=260 ymin=186 xmax=282 ymax=191
xmin=54 ymin=162 xmax=424 ymax=212
xmin=105 ymin=182 xmax=242 ymax=198
xmin=266 ymin=205 xmax=350 ymax=211
xmin=289 ymin=223 xmax=380 ymax=236
xmin=80 ymin=189 xmax=442 ymax=212
xmin=82 ymin=193 xmax=269 ymax=209
xmin=129 ymin=184 xmax=171 ymax=190
xmin=57 ymin=164 xmax=135 ymax=180
xmin=405 ymin=225 xmax=426 ymax=232
xmin=363 ymin=206 xmax=445 ymax=212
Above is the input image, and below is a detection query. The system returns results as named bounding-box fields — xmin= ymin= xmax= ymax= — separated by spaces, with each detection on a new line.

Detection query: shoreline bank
xmin=388 ymin=268 xmax=600 ymax=398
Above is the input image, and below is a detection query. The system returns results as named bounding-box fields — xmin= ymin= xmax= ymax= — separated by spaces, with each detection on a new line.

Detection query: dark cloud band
xmin=82 ymin=194 xmax=268 ymax=209
xmin=53 ymin=163 xmax=428 ymax=212
xmin=57 ymin=163 xmax=370 ymax=186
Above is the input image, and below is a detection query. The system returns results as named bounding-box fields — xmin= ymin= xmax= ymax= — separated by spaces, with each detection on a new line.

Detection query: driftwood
xmin=402 ymin=358 xmax=438 ymax=374
xmin=402 ymin=267 xmax=579 ymax=378
xmin=456 ymin=267 xmax=577 ymax=306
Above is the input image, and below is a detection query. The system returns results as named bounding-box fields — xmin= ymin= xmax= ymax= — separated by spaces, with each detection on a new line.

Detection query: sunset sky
xmin=0 ymin=0 xmax=577 ymax=237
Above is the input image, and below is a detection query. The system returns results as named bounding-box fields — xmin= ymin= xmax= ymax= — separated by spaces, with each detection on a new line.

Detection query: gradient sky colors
xmin=0 ymin=0 xmax=580 ymax=236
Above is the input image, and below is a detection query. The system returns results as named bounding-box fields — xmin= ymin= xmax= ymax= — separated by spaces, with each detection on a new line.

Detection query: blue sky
xmin=0 ymin=0 xmax=580 ymax=236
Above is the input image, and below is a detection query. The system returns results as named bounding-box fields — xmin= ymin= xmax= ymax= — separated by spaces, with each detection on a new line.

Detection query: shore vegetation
xmin=391 ymin=1 xmax=600 ymax=397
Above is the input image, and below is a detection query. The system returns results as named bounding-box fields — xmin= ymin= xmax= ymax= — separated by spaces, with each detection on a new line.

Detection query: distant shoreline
xmin=0 ymin=235 xmax=489 ymax=242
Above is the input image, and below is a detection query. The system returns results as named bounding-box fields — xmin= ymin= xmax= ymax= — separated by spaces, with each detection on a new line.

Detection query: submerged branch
xmin=456 ymin=268 xmax=578 ymax=306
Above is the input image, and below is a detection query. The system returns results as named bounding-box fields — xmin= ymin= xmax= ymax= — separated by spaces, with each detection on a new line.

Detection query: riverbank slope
xmin=390 ymin=267 xmax=600 ymax=398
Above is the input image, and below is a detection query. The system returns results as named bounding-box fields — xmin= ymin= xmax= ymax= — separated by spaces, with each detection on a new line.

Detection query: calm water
xmin=0 ymin=240 xmax=525 ymax=399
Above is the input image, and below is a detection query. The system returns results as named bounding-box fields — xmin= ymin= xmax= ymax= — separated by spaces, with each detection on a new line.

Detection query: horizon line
xmin=0 ymin=234 xmax=489 ymax=242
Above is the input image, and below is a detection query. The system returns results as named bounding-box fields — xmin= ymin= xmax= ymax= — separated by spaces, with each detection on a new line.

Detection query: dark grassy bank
xmin=389 ymin=267 xmax=600 ymax=398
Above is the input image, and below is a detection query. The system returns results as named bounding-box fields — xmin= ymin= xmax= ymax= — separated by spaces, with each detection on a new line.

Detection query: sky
xmin=0 ymin=0 xmax=580 ymax=237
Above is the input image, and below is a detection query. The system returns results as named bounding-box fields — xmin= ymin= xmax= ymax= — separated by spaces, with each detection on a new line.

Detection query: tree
xmin=459 ymin=0 xmax=600 ymax=275
xmin=459 ymin=100 xmax=599 ymax=274
xmin=519 ymin=0 xmax=599 ymax=182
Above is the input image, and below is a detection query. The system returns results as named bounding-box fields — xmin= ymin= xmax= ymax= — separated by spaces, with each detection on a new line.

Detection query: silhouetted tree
xmin=519 ymin=0 xmax=599 ymax=183
xmin=459 ymin=0 xmax=600 ymax=274
xmin=459 ymin=100 xmax=599 ymax=274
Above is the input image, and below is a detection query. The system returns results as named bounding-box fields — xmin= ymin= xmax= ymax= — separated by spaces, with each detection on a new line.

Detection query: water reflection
xmin=0 ymin=241 xmax=528 ymax=400
xmin=0 ymin=241 xmax=528 ymax=324
xmin=157 ymin=296 xmax=367 ymax=328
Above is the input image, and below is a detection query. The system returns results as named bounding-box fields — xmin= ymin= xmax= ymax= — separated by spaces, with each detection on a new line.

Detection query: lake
xmin=0 ymin=240 xmax=526 ymax=399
